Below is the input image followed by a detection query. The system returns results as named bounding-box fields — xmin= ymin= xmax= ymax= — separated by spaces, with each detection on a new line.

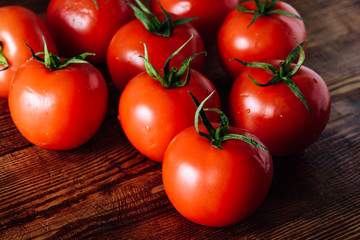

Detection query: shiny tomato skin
xmin=150 ymin=0 xmax=238 ymax=45
xmin=217 ymin=1 xmax=306 ymax=79
xmin=8 ymin=60 xmax=108 ymax=150
xmin=46 ymin=0 xmax=134 ymax=64
xmin=107 ymin=16 xmax=205 ymax=92
xmin=229 ymin=60 xmax=331 ymax=156
xmin=163 ymin=124 xmax=273 ymax=227
xmin=0 ymin=6 xmax=57 ymax=99
xmin=118 ymin=70 xmax=220 ymax=162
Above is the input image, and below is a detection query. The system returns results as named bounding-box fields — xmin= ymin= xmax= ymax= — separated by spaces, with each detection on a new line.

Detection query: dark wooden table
xmin=1 ymin=0 xmax=359 ymax=239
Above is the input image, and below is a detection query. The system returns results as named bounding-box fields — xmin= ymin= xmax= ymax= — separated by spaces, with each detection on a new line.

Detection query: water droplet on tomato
xmin=246 ymin=109 xmax=250 ymax=113
xmin=313 ymin=78 xmax=318 ymax=84
xmin=145 ymin=126 xmax=151 ymax=132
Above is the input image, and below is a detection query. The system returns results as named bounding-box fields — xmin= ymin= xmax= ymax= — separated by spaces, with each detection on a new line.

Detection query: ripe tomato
xmin=217 ymin=0 xmax=306 ymax=79
xmin=0 ymin=6 xmax=56 ymax=98
xmin=107 ymin=2 xmax=204 ymax=92
xmin=8 ymin=47 xmax=108 ymax=150
xmin=229 ymin=59 xmax=331 ymax=156
xmin=150 ymin=0 xmax=238 ymax=46
xmin=162 ymin=93 xmax=273 ymax=227
xmin=118 ymin=70 xmax=220 ymax=162
xmin=46 ymin=0 xmax=134 ymax=64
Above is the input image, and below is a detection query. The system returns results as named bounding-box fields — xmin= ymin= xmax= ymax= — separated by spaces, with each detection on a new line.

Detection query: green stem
xmin=25 ymin=36 xmax=94 ymax=70
xmin=230 ymin=41 xmax=311 ymax=114
xmin=125 ymin=0 xmax=197 ymax=37
xmin=236 ymin=0 xmax=304 ymax=28
xmin=189 ymin=91 xmax=268 ymax=151
xmin=168 ymin=67 xmax=177 ymax=86
xmin=279 ymin=63 xmax=285 ymax=77
xmin=0 ymin=42 xmax=9 ymax=71
xmin=140 ymin=34 xmax=205 ymax=89
xmin=92 ymin=0 xmax=100 ymax=9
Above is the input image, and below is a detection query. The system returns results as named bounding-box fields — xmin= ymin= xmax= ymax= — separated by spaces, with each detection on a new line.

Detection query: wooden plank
xmin=0 ymin=0 xmax=359 ymax=239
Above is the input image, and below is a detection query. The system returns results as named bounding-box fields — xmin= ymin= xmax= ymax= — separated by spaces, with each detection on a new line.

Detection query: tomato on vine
xmin=217 ymin=0 xmax=307 ymax=79
xmin=118 ymin=36 xmax=220 ymax=162
xmin=163 ymin=91 xmax=273 ymax=227
xmin=0 ymin=6 xmax=57 ymax=98
xmin=107 ymin=0 xmax=204 ymax=92
xmin=229 ymin=42 xmax=331 ymax=156
xmin=8 ymin=37 xmax=108 ymax=150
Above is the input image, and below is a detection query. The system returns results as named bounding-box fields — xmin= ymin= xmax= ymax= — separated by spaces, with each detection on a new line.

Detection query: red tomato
xmin=0 ymin=6 xmax=56 ymax=98
xmin=229 ymin=59 xmax=331 ymax=156
xmin=118 ymin=70 xmax=220 ymax=162
xmin=107 ymin=14 xmax=204 ymax=92
xmin=46 ymin=0 xmax=134 ymax=64
xmin=8 ymin=58 xmax=108 ymax=150
xmin=163 ymin=123 xmax=273 ymax=227
xmin=150 ymin=0 xmax=238 ymax=46
xmin=217 ymin=1 xmax=306 ymax=79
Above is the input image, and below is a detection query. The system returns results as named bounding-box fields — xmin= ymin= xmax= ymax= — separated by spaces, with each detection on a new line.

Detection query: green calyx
xmin=26 ymin=36 xmax=94 ymax=70
xmin=236 ymin=0 xmax=303 ymax=28
xmin=231 ymin=41 xmax=311 ymax=114
xmin=92 ymin=0 xmax=99 ymax=10
xmin=140 ymin=35 xmax=206 ymax=89
xmin=0 ymin=41 xmax=9 ymax=71
xmin=125 ymin=0 xmax=198 ymax=37
xmin=189 ymin=91 xmax=268 ymax=151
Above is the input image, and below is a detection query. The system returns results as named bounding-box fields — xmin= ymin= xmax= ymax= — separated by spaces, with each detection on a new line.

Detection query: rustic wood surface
xmin=0 ymin=0 xmax=359 ymax=239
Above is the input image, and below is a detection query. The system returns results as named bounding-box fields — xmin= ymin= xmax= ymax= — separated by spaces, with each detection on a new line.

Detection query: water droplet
xmin=280 ymin=115 xmax=283 ymax=118
xmin=246 ymin=109 xmax=250 ymax=113
xmin=313 ymin=78 xmax=318 ymax=84
xmin=145 ymin=125 xmax=151 ymax=132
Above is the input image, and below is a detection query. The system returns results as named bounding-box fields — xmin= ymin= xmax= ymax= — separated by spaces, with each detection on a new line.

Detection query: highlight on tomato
xmin=162 ymin=91 xmax=273 ymax=227
xmin=46 ymin=0 xmax=135 ymax=64
xmin=217 ymin=0 xmax=307 ymax=79
xmin=229 ymin=42 xmax=331 ymax=156
xmin=118 ymin=36 xmax=220 ymax=162
xmin=8 ymin=37 xmax=108 ymax=150
xmin=0 ymin=6 xmax=57 ymax=98
xmin=149 ymin=0 xmax=238 ymax=46
xmin=107 ymin=0 xmax=205 ymax=92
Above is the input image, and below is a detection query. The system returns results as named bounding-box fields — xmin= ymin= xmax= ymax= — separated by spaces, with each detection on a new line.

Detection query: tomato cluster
xmin=0 ymin=0 xmax=331 ymax=228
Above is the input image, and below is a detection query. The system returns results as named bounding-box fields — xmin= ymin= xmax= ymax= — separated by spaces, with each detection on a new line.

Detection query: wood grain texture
xmin=0 ymin=0 xmax=360 ymax=239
